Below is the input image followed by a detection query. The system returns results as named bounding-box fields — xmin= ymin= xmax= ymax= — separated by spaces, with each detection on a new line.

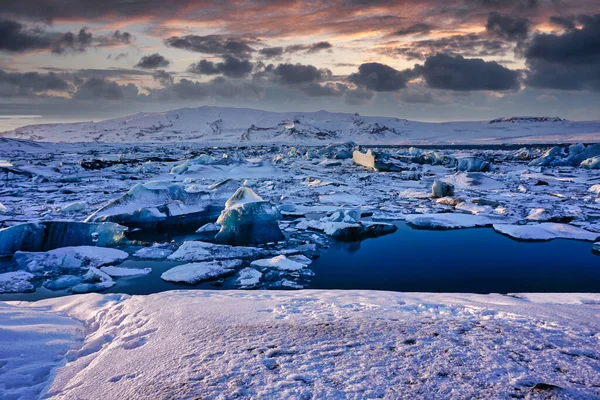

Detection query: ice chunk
xmin=133 ymin=244 xmax=174 ymax=259
xmin=493 ymin=223 xmax=599 ymax=241
xmin=61 ymin=202 xmax=86 ymax=213
xmin=0 ymin=221 xmax=126 ymax=256
xmin=353 ymin=149 xmax=403 ymax=172
xmin=581 ymin=156 xmax=600 ymax=169
xmin=195 ymin=222 xmax=221 ymax=233
xmin=85 ymin=180 xmax=221 ymax=230
xmin=237 ymin=268 xmax=262 ymax=288
xmin=431 ymin=180 xmax=454 ymax=198
xmin=43 ymin=275 xmax=83 ymax=291
xmin=170 ymin=154 xmax=217 ymax=174
xmin=215 ymin=187 xmax=284 ymax=246
xmin=251 ymin=255 xmax=308 ymax=271
xmin=304 ymin=209 xmax=397 ymax=240
xmin=100 ymin=266 xmax=152 ymax=277
xmin=530 ymin=143 xmax=600 ymax=167
xmin=161 ymin=260 xmax=241 ymax=284
xmin=406 ymin=213 xmax=506 ymax=229
xmin=71 ymin=267 xmax=115 ymax=294
xmin=0 ymin=202 xmax=7 ymax=213
xmin=14 ymin=246 xmax=129 ymax=272
xmin=168 ymin=241 xmax=270 ymax=262
xmin=0 ymin=271 xmax=35 ymax=293
xmin=456 ymin=157 xmax=491 ymax=172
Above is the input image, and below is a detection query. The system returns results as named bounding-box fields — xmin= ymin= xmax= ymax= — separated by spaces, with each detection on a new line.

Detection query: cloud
xmin=153 ymin=70 xmax=174 ymax=86
xmin=159 ymin=77 xmax=263 ymax=100
xmin=486 ymin=13 xmax=531 ymax=41
xmin=73 ymin=77 xmax=138 ymax=100
xmin=135 ymin=53 xmax=170 ymax=69
xmin=164 ymin=35 xmax=257 ymax=58
xmin=0 ymin=19 xmax=133 ymax=54
xmin=344 ymin=88 xmax=374 ymax=105
xmin=188 ymin=56 xmax=253 ymax=78
xmin=0 ymin=69 xmax=70 ymax=97
xmin=393 ymin=23 xmax=432 ymax=36
xmin=524 ymin=14 xmax=600 ymax=91
xmin=415 ymin=53 xmax=521 ymax=91
xmin=268 ymin=63 xmax=328 ymax=84
xmin=0 ymin=19 xmax=52 ymax=52
xmin=348 ymin=63 xmax=412 ymax=91
xmin=258 ymin=42 xmax=333 ymax=59
xmin=300 ymin=82 xmax=348 ymax=97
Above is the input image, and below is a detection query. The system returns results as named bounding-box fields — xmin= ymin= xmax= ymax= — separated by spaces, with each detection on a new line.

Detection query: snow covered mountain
xmin=1 ymin=106 xmax=599 ymax=145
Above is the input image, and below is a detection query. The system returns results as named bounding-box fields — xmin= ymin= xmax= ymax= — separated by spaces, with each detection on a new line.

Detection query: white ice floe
xmin=195 ymin=222 xmax=221 ymax=233
xmin=167 ymin=241 xmax=269 ymax=262
xmin=0 ymin=271 xmax=35 ymax=293
xmin=14 ymin=246 xmax=129 ymax=272
xmin=161 ymin=260 xmax=241 ymax=284
xmin=133 ymin=244 xmax=174 ymax=259
xmin=237 ymin=268 xmax=262 ymax=288
xmin=100 ymin=266 xmax=152 ymax=277
xmin=251 ymin=255 xmax=309 ymax=271
xmin=493 ymin=223 xmax=599 ymax=241
xmin=3 ymin=291 xmax=600 ymax=399
xmin=405 ymin=213 xmax=507 ymax=229
xmin=61 ymin=201 xmax=87 ymax=213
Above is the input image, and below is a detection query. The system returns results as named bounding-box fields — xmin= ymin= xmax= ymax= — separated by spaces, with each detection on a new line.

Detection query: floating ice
xmin=61 ymin=202 xmax=86 ymax=213
xmin=406 ymin=213 xmax=506 ymax=229
xmin=170 ymin=154 xmax=217 ymax=174
xmin=43 ymin=275 xmax=82 ymax=291
xmin=161 ymin=260 xmax=241 ymax=284
xmin=133 ymin=244 xmax=174 ymax=259
xmin=251 ymin=255 xmax=309 ymax=271
xmin=214 ymin=187 xmax=284 ymax=246
xmin=14 ymin=246 xmax=129 ymax=272
xmin=529 ymin=143 xmax=600 ymax=167
xmin=100 ymin=266 xmax=152 ymax=277
xmin=195 ymin=222 xmax=221 ymax=233
xmin=71 ymin=267 xmax=115 ymax=294
xmin=85 ymin=180 xmax=221 ymax=230
xmin=581 ymin=156 xmax=600 ymax=169
xmin=301 ymin=209 xmax=397 ymax=240
xmin=0 ymin=221 xmax=126 ymax=256
xmin=493 ymin=223 xmax=599 ymax=241
xmin=237 ymin=268 xmax=262 ymax=288
xmin=168 ymin=241 xmax=270 ymax=263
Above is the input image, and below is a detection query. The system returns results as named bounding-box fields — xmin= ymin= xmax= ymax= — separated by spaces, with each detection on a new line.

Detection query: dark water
xmin=2 ymin=222 xmax=599 ymax=301
xmin=308 ymin=222 xmax=600 ymax=293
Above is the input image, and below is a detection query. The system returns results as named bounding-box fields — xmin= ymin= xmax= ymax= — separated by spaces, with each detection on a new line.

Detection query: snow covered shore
xmin=2 ymin=290 xmax=600 ymax=399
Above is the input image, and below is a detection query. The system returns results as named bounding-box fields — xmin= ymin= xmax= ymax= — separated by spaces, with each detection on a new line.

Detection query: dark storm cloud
xmin=415 ymin=53 xmax=521 ymax=91
xmin=135 ymin=53 xmax=170 ymax=69
xmin=163 ymin=77 xmax=263 ymax=100
xmin=524 ymin=14 xmax=600 ymax=91
xmin=344 ymin=88 xmax=373 ymax=105
xmin=164 ymin=35 xmax=257 ymax=58
xmin=0 ymin=69 xmax=70 ymax=97
xmin=258 ymin=42 xmax=332 ymax=59
xmin=387 ymin=33 xmax=513 ymax=61
xmin=153 ymin=70 xmax=174 ymax=86
xmin=0 ymin=19 xmax=133 ymax=54
xmin=300 ymin=82 xmax=348 ymax=97
xmin=549 ymin=15 xmax=577 ymax=30
xmin=268 ymin=63 xmax=327 ymax=84
xmin=0 ymin=19 xmax=52 ymax=52
xmin=348 ymin=63 xmax=412 ymax=91
xmin=188 ymin=56 xmax=253 ymax=78
xmin=73 ymin=77 xmax=138 ymax=100
xmin=393 ymin=23 xmax=432 ymax=36
xmin=486 ymin=13 xmax=531 ymax=41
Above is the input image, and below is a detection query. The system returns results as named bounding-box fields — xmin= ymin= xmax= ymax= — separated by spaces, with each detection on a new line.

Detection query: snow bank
xmin=3 ymin=290 xmax=600 ymax=399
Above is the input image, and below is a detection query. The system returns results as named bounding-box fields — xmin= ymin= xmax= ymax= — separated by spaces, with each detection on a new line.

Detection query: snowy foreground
xmin=2 ymin=290 xmax=600 ymax=399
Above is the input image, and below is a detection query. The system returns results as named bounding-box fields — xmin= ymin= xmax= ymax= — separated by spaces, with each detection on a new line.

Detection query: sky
xmin=0 ymin=0 xmax=599 ymax=130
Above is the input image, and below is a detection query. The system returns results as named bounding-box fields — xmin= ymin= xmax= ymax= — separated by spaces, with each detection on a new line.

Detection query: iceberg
xmin=406 ymin=213 xmax=506 ymax=229
xmin=352 ymin=149 xmax=403 ymax=172
xmin=168 ymin=241 xmax=270 ymax=263
xmin=214 ymin=187 xmax=284 ymax=246
xmin=161 ymin=260 xmax=241 ymax=284
xmin=85 ymin=181 xmax=222 ymax=231
xmin=0 ymin=221 xmax=126 ymax=256
xmin=250 ymin=255 xmax=309 ymax=271
xmin=456 ymin=157 xmax=491 ymax=172
xmin=431 ymin=180 xmax=455 ymax=198
xmin=493 ymin=223 xmax=599 ymax=241
xmin=237 ymin=268 xmax=262 ymax=288
xmin=14 ymin=246 xmax=129 ymax=272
